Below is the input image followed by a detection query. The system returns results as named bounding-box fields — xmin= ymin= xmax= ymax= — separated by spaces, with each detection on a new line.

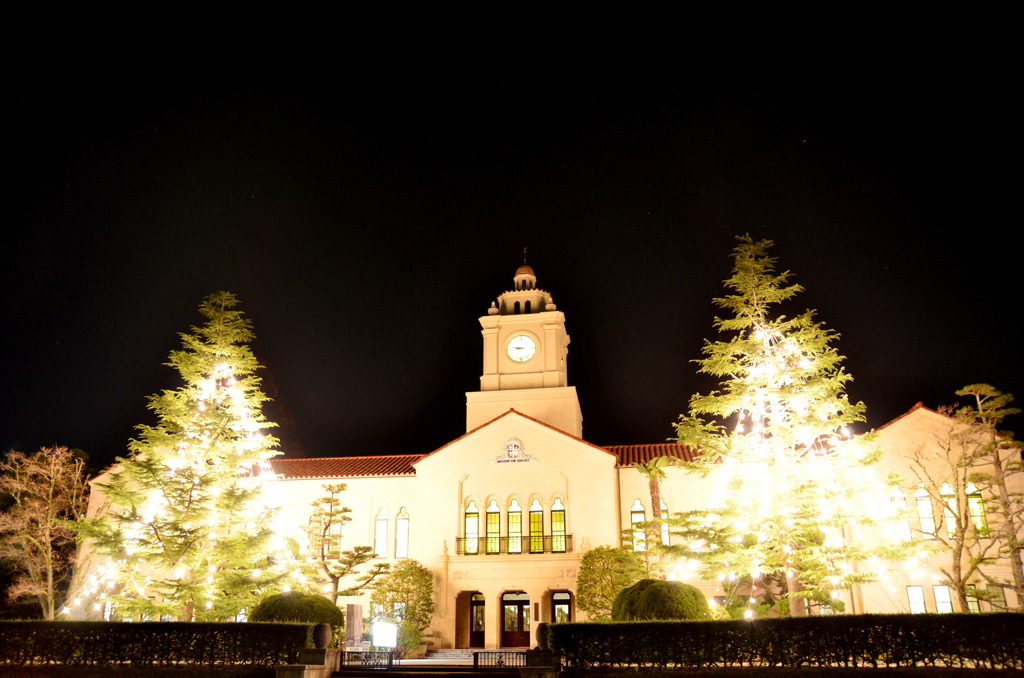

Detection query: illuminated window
xmin=630 ymin=499 xmax=646 ymax=552
xmin=933 ymin=585 xmax=953 ymax=613
xmin=551 ymin=499 xmax=566 ymax=553
xmin=395 ymin=508 xmax=410 ymax=559
xmin=907 ymin=585 xmax=926 ymax=614
xmin=965 ymin=585 xmax=981 ymax=613
xmin=966 ymin=483 xmax=987 ymax=533
xmin=374 ymin=508 xmax=388 ymax=558
xmin=552 ymin=591 xmax=572 ymax=622
xmin=529 ymin=499 xmax=544 ymax=553
xmin=508 ymin=499 xmax=522 ymax=554
xmin=915 ymin=486 xmax=935 ymax=538
xmin=464 ymin=501 xmax=479 ymax=555
xmin=940 ymin=482 xmax=957 ymax=537
xmin=486 ymin=500 xmax=501 ymax=554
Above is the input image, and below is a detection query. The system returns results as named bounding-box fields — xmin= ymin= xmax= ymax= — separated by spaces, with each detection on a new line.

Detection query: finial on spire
xmin=522 ymin=247 xmax=528 ymax=265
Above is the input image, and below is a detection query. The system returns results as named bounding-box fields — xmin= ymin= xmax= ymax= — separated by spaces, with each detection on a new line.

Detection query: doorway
xmin=469 ymin=593 xmax=485 ymax=647
xmin=501 ymin=592 xmax=530 ymax=647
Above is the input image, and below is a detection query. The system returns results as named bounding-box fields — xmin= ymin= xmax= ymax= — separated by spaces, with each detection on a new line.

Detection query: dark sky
xmin=5 ymin=32 xmax=1020 ymax=471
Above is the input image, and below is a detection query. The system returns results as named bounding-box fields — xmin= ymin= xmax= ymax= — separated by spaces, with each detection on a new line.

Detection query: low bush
xmin=248 ymin=592 xmax=344 ymax=627
xmin=611 ymin=579 xmax=709 ymax=621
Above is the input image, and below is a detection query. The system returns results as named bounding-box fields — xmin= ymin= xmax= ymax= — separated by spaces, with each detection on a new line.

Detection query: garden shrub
xmin=248 ymin=591 xmax=344 ymax=627
xmin=611 ymin=579 xmax=709 ymax=621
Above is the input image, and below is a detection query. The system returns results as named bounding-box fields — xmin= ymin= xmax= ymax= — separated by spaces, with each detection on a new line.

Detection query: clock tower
xmin=465 ymin=263 xmax=583 ymax=436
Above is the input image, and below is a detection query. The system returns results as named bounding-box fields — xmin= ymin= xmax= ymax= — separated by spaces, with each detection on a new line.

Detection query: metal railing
xmin=473 ymin=650 xmax=527 ymax=668
xmin=340 ymin=650 xmax=394 ymax=670
xmin=457 ymin=534 xmax=573 ymax=555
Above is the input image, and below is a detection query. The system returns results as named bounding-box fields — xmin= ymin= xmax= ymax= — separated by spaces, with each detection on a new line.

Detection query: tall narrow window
xmin=967 ymin=483 xmax=987 ymax=533
xmin=915 ymin=486 xmax=935 ymax=538
xmin=464 ymin=501 xmax=479 ymax=555
xmin=940 ymin=482 xmax=957 ymax=537
xmin=374 ymin=508 xmax=388 ymax=558
xmin=965 ymin=584 xmax=981 ymax=613
xmin=529 ymin=499 xmax=544 ymax=553
xmin=508 ymin=499 xmax=522 ymax=554
xmin=907 ymin=585 xmax=926 ymax=614
xmin=630 ymin=499 xmax=646 ymax=552
xmin=486 ymin=500 xmax=501 ymax=554
xmin=987 ymin=585 xmax=1007 ymax=610
xmin=660 ymin=500 xmax=670 ymax=546
xmin=551 ymin=498 xmax=566 ymax=553
xmin=395 ymin=508 xmax=410 ymax=559
xmin=933 ymin=585 xmax=953 ymax=613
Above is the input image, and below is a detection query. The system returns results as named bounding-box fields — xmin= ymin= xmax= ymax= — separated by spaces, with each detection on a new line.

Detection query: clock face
xmin=506 ymin=334 xmax=537 ymax=362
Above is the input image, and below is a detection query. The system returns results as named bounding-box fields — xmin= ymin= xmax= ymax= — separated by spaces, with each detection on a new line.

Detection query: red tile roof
xmin=270 ymin=455 xmax=422 ymax=479
xmin=606 ymin=443 xmax=699 ymax=467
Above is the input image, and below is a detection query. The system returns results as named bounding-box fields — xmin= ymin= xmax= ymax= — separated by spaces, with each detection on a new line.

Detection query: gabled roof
xmin=606 ymin=443 xmax=698 ymax=467
xmin=414 ymin=408 xmax=616 ymax=465
xmin=877 ymin=401 xmax=951 ymax=431
xmin=271 ymin=455 xmax=422 ymax=479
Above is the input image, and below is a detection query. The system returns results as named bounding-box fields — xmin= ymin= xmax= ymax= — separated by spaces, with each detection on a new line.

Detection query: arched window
xmin=395 ymin=508 xmax=410 ymax=559
xmin=514 ymin=301 xmax=521 ymax=314
xmin=507 ymin=499 xmax=522 ymax=554
xmin=630 ymin=499 xmax=646 ymax=552
xmin=374 ymin=508 xmax=389 ymax=558
xmin=529 ymin=499 xmax=544 ymax=553
xmin=915 ymin=485 xmax=935 ymax=538
xmin=551 ymin=498 xmax=566 ymax=553
xmin=524 ymin=300 xmax=532 ymax=314
xmin=486 ymin=500 xmax=501 ymax=554
xmin=464 ymin=501 xmax=479 ymax=555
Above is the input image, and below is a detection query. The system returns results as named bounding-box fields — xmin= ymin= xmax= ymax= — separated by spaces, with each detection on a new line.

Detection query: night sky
xmin=5 ymin=33 xmax=1020 ymax=472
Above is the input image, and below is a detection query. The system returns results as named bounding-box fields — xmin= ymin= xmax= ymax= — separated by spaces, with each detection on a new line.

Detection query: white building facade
xmin=81 ymin=264 xmax=1023 ymax=647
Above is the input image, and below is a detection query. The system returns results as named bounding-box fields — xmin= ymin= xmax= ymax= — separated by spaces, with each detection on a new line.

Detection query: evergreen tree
xmin=305 ymin=483 xmax=389 ymax=604
xmin=671 ymin=236 xmax=907 ymax=616
xmin=369 ymin=559 xmax=435 ymax=631
xmin=74 ymin=292 xmax=291 ymax=621
xmin=575 ymin=545 xmax=645 ymax=620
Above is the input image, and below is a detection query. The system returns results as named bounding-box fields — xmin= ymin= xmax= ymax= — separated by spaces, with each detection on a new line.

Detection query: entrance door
xmin=501 ymin=592 xmax=530 ymax=647
xmin=469 ymin=593 xmax=485 ymax=647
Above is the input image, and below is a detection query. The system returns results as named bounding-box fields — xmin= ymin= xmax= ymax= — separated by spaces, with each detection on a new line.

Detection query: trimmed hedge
xmin=0 ymin=621 xmax=312 ymax=666
xmin=547 ymin=614 xmax=1024 ymax=671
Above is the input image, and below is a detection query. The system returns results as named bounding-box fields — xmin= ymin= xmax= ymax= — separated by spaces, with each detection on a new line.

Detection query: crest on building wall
xmin=494 ymin=438 xmax=536 ymax=464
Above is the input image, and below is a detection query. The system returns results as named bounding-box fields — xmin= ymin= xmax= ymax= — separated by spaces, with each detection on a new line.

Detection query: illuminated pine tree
xmin=671 ymin=236 xmax=909 ymax=616
xmin=74 ymin=292 xmax=294 ymax=621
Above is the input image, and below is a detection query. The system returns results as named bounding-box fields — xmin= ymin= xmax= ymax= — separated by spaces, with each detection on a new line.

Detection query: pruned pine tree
xmin=671 ymin=236 xmax=909 ymax=616
xmin=956 ymin=385 xmax=1024 ymax=610
xmin=304 ymin=483 xmax=388 ymax=604
xmin=74 ymin=292 xmax=291 ymax=621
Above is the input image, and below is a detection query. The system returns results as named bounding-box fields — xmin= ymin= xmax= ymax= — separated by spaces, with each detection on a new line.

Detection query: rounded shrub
xmin=249 ymin=591 xmax=345 ymax=627
xmin=611 ymin=579 xmax=709 ymax=621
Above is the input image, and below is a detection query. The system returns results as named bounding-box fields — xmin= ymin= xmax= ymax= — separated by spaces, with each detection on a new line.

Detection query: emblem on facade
xmin=494 ymin=438 xmax=536 ymax=464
